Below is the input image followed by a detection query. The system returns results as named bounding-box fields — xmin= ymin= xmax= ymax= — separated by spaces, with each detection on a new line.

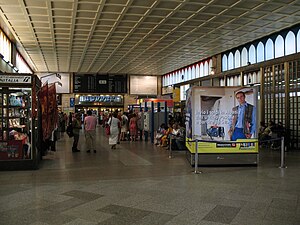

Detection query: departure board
xmin=73 ymin=74 xmax=127 ymax=93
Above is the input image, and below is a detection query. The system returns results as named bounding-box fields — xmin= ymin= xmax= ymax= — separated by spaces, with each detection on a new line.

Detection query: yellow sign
xmin=186 ymin=138 xmax=258 ymax=154
xmin=173 ymin=88 xmax=180 ymax=102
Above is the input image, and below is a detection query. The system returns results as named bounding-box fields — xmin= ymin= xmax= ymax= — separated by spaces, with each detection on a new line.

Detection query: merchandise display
xmin=0 ymin=74 xmax=41 ymax=170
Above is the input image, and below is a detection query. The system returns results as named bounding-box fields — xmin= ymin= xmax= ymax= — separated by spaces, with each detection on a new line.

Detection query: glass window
xmin=0 ymin=30 xmax=12 ymax=62
xmin=196 ymin=64 xmax=200 ymax=78
xmin=228 ymin=52 xmax=234 ymax=70
xmin=249 ymin=45 xmax=256 ymax=64
xmin=285 ymin=31 xmax=296 ymax=55
xmin=16 ymin=53 xmax=32 ymax=73
xmin=204 ymin=61 xmax=209 ymax=76
xmin=266 ymin=38 xmax=274 ymax=60
xmin=191 ymin=66 xmax=196 ymax=79
xmin=200 ymin=63 xmax=204 ymax=77
xmin=257 ymin=42 xmax=264 ymax=62
xmin=234 ymin=50 xmax=241 ymax=68
xmin=222 ymin=54 xmax=228 ymax=71
xmin=241 ymin=47 xmax=248 ymax=66
xmin=297 ymin=29 xmax=300 ymax=53
xmin=275 ymin=35 xmax=284 ymax=58
xmin=208 ymin=59 xmax=213 ymax=75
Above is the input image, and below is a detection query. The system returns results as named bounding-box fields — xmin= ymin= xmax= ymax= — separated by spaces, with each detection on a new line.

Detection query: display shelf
xmin=0 ymin=74 xmax=41 ymax=170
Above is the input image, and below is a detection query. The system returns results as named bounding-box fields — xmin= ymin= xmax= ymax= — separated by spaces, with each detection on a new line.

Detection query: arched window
xmin=184 ymin=68 xmax=188 ymax=81
xmin=222 ymin=54 xmax=228 ymax=71
xmin=208 ymin=59 xmax=213 ymax=74
xmin=241 ymin=47 xmax=248 ymax=66
xmin=285 ymin=31 xmax=296 ymax=55
xmin=257 ymin=42 xmax=264 ymax=62
xmin=234 ymin=50 xmax=241 ymax=68
xmin=228 ymin=52 xmax=234 ymax=70
xmin=200 ymin=63 xmax=204 ymax=77
xmin=196 ymin=64 xmax=200 ymax=78
xmin=275 ymin=35 xmax=284 ymax=58
xmin=204 ymin=61 xmax=209 ymax=76
xmin=296 ymin=29 xmax=300 ymax=52
xmin=191 ymin=66 xmax=195 ymax=80
xmin=249 ymin=45 xmax=256 ymax=64
xmin=266 ymin=38 xmax=274 ymax=60
xmin=187 ymin=67 xmax=192 ymax=80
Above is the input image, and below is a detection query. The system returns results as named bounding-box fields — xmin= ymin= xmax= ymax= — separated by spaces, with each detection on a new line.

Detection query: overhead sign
xmin=0 ymin=75 xmax=32 ymax=84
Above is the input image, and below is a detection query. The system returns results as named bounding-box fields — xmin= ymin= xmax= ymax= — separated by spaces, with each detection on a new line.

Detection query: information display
xmin=73 ymin=74 xmax=127 ymax=93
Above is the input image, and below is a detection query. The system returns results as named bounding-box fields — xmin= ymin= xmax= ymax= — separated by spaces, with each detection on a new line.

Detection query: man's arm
xmin=250 ymin=107 xmax=256 ymax=135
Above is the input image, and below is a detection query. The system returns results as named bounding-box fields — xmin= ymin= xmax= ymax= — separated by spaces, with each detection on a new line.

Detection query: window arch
xmin=200 ymin=63 xmax=204 ymax=77
xmin=184 ymin=68 xmax=188 ymax=81
xmin=257 ymin=42 xmax=264 ymax=62
xmin=297 ymin=29 xmax=300 ymax=52
xmin=196 ymin=64 xmax=200 ymax=78
xmin=228 ymin=52 xmax=234 ymax=70
xmin=187 ymin=67 xmax=192 ymax=80
xmin=222 ymin=54 xmax=228 ymax=71
xmin=241 ymin=47 xmax=248 ymax=66
xmin=204 ymin=61 xmax=209 ymax=76
xmin=191 ymin=66 xmax=196 ymax=79
xmin=275 ymin=35 xmax=284 ymax=58
xmin=249 ymin=44 xmax=256 ymax=64
xmin=208 ymin=59 xmax=213 ymax=74
xmin=234 ymin=50 xmax=241 ymax=68
xmin=266 ymin=38 xmax=274 ymax=60
xmin=285 ymin=31 xmax=296 ymax=55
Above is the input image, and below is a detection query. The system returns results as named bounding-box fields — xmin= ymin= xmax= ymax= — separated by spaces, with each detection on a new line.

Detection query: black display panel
xmin=73 ymin=74 xmax=127 ymax=93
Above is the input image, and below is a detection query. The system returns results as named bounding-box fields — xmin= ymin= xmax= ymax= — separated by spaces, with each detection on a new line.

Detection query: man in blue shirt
xmin=228 ymin=91 xmax=256 ymax=141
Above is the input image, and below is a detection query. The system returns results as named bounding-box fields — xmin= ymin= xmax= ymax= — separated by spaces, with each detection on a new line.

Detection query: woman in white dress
xmin=108 ymin=112 xmax=121 ymax=149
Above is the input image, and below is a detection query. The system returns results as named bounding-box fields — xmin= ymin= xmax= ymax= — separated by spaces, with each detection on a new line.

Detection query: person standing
xmin=108 ymin=112 xmax=120 ymax=149
xmin=72 ymin=113 xmax=81 ymax=152
xmin=129 ymin=113 xmax=138 ymax=141
xmin=228 ymin=91 xmax=256 ymax=141
xmin=120 ymin=112 xmax=128 ymax=141
xmin=84 ymin=110 xmax=97 ymax=153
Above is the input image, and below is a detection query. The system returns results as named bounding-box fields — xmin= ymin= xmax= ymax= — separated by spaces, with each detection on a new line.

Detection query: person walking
xmin=108 ymin=112 xmax=121 ymax=149
xmin=72 ymin=113 xmax=81 ymax=152
xmin=84 ymin=110 xmax=97 ymax=153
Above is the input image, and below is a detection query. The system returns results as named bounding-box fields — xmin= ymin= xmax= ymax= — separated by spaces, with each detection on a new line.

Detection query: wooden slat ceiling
xmin=0 ymin=0 xmax=299 ymax=75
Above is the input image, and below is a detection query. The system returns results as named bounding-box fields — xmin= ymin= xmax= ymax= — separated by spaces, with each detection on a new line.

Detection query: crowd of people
xmin=154 ymin=121 xmax=187 ymax=151
xmin=57 ymin=109 xmax=187 ymax=153
xmin=258 ymin=120 xmax=286 ymax=148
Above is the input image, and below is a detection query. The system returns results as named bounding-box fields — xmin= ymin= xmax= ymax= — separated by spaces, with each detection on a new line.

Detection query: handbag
xmin=105 ymin=118 xmax=112 ymax=135
xmin=66 ymin=124 xmax=74 ymax=138
xmin=105 ymin=125 xmax=110 ymax=135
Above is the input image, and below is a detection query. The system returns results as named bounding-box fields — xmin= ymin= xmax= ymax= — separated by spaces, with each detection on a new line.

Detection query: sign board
xmin=73 ymin=74 xmax=127 ymax=93
xmin=186 ymin=86 xmax=258 ymax=154
xmin=0 ymin=75 xmax=31 ymax=84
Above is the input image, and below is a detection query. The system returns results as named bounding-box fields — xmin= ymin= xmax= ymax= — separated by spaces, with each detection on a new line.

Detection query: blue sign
xmin=70 ymin=98 xmax=75 ymax=107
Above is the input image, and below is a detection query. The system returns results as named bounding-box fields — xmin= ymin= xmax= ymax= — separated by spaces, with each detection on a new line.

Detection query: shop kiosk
xmin=0 ymin=74 xmax=41 ymax=170
xmin=185 ymin=86 xmax=259 ymax=166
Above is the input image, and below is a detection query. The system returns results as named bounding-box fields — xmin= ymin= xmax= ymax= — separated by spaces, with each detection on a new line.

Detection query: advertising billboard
xmin=186 ymin=86 xmax=258 ymax=154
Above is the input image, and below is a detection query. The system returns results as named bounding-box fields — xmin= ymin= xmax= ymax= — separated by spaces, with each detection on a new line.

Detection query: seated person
xmin=171 ymin=123 xmax=186 ymax=150
xmin=154 ymin=123 xmax=166 ymax=146
xmin=161 ymin=123 xmax=173 ymax=147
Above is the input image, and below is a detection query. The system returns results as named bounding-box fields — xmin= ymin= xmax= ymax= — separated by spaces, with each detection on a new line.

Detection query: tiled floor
xmin=0 ymin=127 xmax=299 ymax=225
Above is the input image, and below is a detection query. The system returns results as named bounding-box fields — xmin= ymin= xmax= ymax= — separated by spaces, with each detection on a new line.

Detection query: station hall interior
xmin=0 ymin=1 xmax=300 ymax=225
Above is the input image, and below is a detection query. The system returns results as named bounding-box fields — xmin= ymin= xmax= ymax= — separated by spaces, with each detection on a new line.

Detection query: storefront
xmin=0 ymin=74 xmax=42 ymax=170
xmin=75 ymin=94 xmax=124 ymax=114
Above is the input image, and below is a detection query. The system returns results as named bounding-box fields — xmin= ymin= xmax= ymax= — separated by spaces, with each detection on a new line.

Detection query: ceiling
xmin=0 ymin=0 xmax=300 ymax=76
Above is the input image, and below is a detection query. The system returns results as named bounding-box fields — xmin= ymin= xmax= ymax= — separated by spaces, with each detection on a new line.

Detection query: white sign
xmin=0 ymin=75 xmax=31 ymax=84
xmin=130 ymin=76 xmax=157 ymax=95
